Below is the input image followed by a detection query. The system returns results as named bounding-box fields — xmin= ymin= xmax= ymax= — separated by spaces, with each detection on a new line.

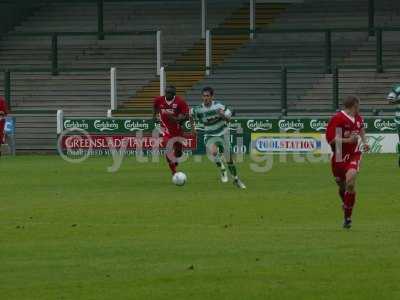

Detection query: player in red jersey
xmin=0 ymin=96 xmax=9 ymax=154
xmin=325 ymin=95 xmax=370 ymax=229
xmin=153 ymin=85 xmax=189 ymax=174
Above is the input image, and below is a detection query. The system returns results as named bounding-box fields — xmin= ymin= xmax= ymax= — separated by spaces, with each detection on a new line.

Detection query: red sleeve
xmin=178 ymin=99 xmax=189 ymax=115
xmin=0 ymin=97 xmax=8 ymax=115
xmin=326 ymin=115 xmax=340 ymax=145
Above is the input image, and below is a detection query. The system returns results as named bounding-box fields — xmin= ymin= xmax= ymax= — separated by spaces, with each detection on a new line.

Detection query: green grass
xmin=1 ymin=154 xmax=399 ymax=300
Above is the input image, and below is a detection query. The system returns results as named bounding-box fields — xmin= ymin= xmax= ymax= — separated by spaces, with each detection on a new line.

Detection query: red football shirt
xmin=0 ymin=96 xmax=9 ymax=136
xmin=326 ymin=110 xmax=364 ymax=157
xmin=153 ymin=95 xmax=189 ymax=136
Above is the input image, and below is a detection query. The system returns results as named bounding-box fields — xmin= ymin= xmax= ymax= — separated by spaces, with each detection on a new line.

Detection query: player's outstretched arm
xmin=152 ymin=111 xmax=159 ymax=122
xmin=328 ymin=129 xmax=359 ymax=145
xmin=360 ymin=128 xmax=370 ymax=152
xmin=152 ymin=100 xmax=160 ymax=122
xmin=0 ymin=99 xmax=7 ymax=119
xmin=166 ymin=112 xmax=188 ymax=123
xmin=337 ymin=134 xmax=359 ymax=144
xmin=177 ymin=113 xmax=189 ymax=122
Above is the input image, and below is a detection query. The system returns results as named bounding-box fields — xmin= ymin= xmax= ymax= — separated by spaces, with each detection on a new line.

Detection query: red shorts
xmin=331 ymin=153 xmax=362 ymax=180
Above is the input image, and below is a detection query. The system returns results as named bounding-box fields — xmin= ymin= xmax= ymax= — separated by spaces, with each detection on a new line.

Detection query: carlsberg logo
xmin=310 ymin=119 xmax=328 ymax=131
xmin=64 ymin=120 xmax=89 ymax=130
xmin=185 ymin=120 xmax=205 ymax=131
xmin=124 ymin=120 xmax=149 ymax=131
xmin=373 ymin=119 xmax=396 ymax=131
xmin=247 ymin=120 xmax=273 ymax=131
xmin=229 ymin=121 xmax=243 ymax=132
xmin=278 ymin=120 xmax=304 ymax=131
xmin=94 ymin=120 xmax=119 ymax=131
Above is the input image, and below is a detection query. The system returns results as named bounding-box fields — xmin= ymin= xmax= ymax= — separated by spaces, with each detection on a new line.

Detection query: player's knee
xmin=346 ymin=168 xmax=357 ymax=180
xmin=335 ymin=177 xmax=343 ymax=185
xmin=346 ymin=181 xmax=355 ymax=192
xmin=345 ymin=170 xmax=357 ymax=190
xmin=208 ymin=145 xmax=218 ymax=157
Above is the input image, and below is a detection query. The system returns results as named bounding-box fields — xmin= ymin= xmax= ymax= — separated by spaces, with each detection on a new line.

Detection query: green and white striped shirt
xmin=190 ymin=101 xmax=232 ymax=136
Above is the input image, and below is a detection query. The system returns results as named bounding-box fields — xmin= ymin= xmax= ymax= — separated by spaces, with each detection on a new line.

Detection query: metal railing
xmin=8 ymin=0 xmax=375 ymax=40
xmin=2 ymin=25 xmax=400 ymax=115
xmin=210 ymin=26 xmax=400 ymax=75
xmin=5 ymin=26 xmax=400 ymax=78
xmin=3 ymin=64 xmax=398 ymax=115
xmin=2 ymin=67 xmax=111 ymax=112
xmin=157 ymin=64 xmax=397 ymax=116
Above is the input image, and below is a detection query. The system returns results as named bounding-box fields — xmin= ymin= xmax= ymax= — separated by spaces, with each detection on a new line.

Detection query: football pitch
xmin=1 ymin=154 xmax=399 ymax=300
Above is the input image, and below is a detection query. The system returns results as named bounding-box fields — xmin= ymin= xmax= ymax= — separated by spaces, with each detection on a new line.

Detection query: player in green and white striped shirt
xmin=190 ymin=86 xmax=246 ymax=189
xmin=387 ymin=84 xmax=400 ymax=167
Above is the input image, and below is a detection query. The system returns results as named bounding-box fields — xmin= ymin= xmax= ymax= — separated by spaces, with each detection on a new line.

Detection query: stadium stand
xmin=295 ymin=31 xmax=400 ymax=113
xmin=118 ymin=1 xmax=287 ymax=114
xmin=186 ymin=0 xmax=400 ymax=116
xmin=0 ymin=0 xmax=44 ymax=38
xmin=0 ymin=0 xmax=399 ymax=151
xmin=0 ymin=0 xmax=246 ymax=151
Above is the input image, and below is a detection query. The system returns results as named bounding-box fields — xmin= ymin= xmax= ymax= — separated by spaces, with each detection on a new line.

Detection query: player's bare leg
xmin=165 ymin=147 xmax=177 ymax=175
xmin=225 ymin=152 xmax=246 ymax=189
xmin=166 ymin=141 xmax=183 ymax=175
xmin=173 ymin=142 xmax=184 ymax=173
xmin=343 ymin=169 xmax=358 ymax=229
xmin=335 ymin=178 xmax=346 ymax=204
xmin=166 ymin=155 xmax=177 ymax=174
xmin=397 ymin=135 xmax=400 ymax=167
xmin=210 ymin=144 xmax=228 ymax=183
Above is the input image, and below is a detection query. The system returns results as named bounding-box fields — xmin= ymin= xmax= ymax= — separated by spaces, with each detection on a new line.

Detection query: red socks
xmin=343 ymin=191 xmax=356 ymax=219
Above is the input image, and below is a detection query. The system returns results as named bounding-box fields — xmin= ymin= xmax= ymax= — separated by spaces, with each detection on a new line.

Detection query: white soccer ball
xmin=172 ymin=172 xmax=187 ymax=186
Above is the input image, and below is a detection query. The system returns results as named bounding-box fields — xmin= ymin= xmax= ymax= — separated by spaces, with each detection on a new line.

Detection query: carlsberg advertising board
xmin=59 ymin=117 xmax=399 ymax=155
